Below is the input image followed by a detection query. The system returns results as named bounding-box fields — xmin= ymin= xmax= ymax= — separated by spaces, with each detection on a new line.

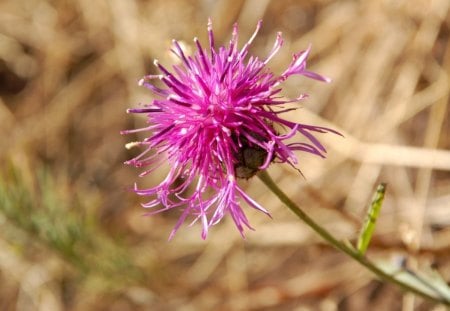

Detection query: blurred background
xmin=0 ymin=0 xmax=449 ymax=310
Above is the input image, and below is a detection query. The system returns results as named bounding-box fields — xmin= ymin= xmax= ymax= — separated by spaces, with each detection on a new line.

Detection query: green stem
xmin=257 ymin=170 xmax=450 ymax=306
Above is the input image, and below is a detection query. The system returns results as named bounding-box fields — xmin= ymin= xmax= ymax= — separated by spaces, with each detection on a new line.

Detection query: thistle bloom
xmin=122 ymin=20 xmax=339 ymax=239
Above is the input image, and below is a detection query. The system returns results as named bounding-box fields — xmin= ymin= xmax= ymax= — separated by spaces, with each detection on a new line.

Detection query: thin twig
xmin=257 ymin=170 xmax=450 ymax=306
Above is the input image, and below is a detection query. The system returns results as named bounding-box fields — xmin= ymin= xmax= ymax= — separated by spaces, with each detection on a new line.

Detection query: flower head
xmin=122 ymin=20 xmax=339 ymax=239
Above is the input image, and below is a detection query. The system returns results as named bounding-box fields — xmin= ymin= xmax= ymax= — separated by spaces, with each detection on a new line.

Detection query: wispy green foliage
xmin=0 ymin=162 xmax=143 ymax=289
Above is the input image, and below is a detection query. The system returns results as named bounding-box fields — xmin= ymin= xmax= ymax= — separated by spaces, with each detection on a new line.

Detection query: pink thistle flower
xmin=122 ymin=20 xmax=339 ymax=240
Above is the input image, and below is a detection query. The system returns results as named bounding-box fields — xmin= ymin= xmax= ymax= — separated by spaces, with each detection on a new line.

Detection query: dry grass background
xmin=0 ymin=0 xmax=449 ymax=310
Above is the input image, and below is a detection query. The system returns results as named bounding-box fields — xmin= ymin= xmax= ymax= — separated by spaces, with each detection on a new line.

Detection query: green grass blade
xmin=357 ymin=183 xmax=386 ymax=255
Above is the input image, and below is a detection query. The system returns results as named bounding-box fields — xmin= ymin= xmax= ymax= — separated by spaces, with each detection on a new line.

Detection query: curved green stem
xmin=257 ymin=170 xmax=450 ymax=306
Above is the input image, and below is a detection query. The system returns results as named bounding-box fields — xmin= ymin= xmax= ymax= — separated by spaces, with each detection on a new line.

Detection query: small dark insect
xmin=234 ymin=144 xmax=268 ymax=179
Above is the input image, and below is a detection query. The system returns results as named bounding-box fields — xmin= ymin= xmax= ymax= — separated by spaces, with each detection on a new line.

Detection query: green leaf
xmin=357 ymin=183 xmax=386 ymax=255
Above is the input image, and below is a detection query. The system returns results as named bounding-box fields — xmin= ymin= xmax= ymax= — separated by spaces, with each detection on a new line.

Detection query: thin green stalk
xmin=257 ymin=170 xmax=450 ymax=306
